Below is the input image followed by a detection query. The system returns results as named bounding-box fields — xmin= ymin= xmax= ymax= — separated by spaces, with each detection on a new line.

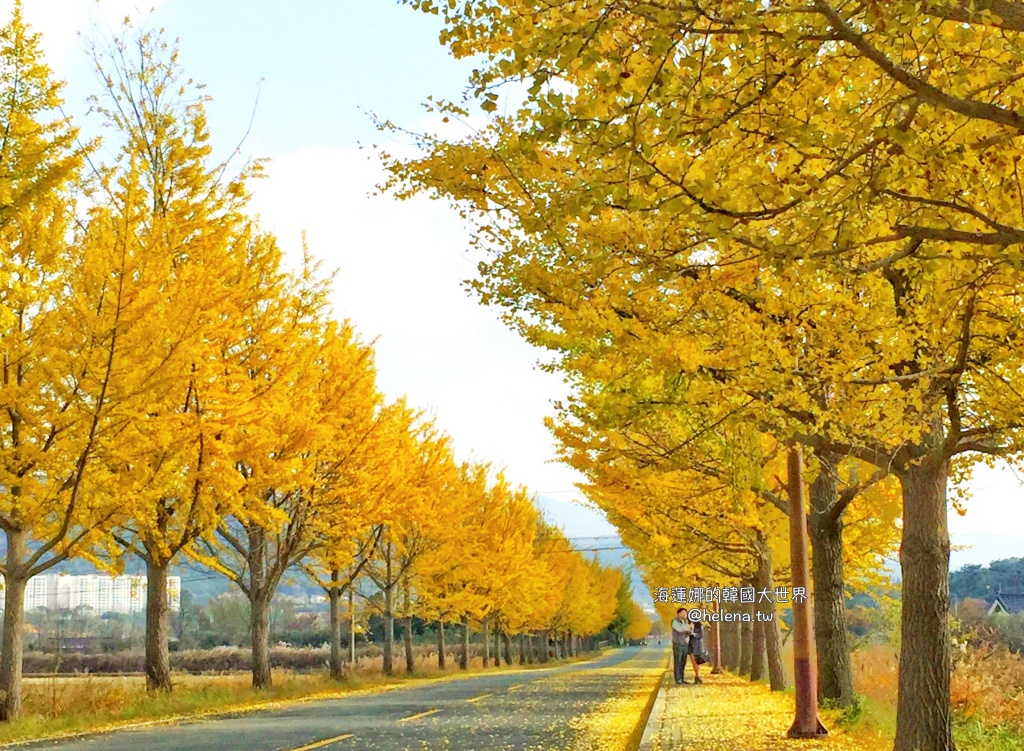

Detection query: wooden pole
xmin=787 ymin=445 xmax=828 ymax=738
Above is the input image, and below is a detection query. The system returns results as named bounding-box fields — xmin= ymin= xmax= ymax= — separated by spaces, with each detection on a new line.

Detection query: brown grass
xmin=850 ymin=643 xmax=900 ymax=711
xmin=950 ymin=643 xmax=1024 ymax=733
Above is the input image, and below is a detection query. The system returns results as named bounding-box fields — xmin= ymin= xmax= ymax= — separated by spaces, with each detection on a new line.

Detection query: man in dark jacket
xmin=671 ymin=607 xmax=693 ymax=684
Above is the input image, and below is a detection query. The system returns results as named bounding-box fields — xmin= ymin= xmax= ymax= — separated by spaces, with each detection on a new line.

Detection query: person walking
xmin=689 ymin=620 xmax=704 ymax=684
xmin=671 ymin=607 xmax=693 ymax=685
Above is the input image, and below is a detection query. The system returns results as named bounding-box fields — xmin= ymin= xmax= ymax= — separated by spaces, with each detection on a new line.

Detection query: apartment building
xmin=11 ymin=574 xmax=181 ymax=613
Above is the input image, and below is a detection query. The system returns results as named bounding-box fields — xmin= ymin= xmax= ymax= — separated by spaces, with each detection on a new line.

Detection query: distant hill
xmin=571 ymin=535 xmax=653 ymax=608
xmin=5 ymin=532 xmax=655 ymax=609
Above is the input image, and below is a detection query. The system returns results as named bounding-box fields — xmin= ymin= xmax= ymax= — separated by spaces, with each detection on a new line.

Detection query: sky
xmin=8 ymin=0 xmax=1024 ymax=571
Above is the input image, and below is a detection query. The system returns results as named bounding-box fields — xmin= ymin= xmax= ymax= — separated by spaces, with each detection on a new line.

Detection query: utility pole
xmin=787 ymin=444 xmax=828 ymax=738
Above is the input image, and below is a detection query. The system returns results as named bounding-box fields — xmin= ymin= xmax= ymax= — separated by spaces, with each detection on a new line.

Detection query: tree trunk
xmin=382 ymin=579 xmax=395 ymax=676
xmin=739 ymin=593 xmax=753 ymax=676
xmin=764 ymin=611 xmax=787 ymax=691
xmin=720 ymin=617 xmax=733 ymax=670
xmin=482 ymin=616 xmax=491 ymax=667
xmin=493 ymin=620 xmax=502 ymax=666
xmin=460 ymin=618 xmax=469 ymax=670
xmin=437 ymin=621 xmax=446 ymax=670
xmin=725 ymin=617 xmax=740 ymax=671
xmin=329 ymin=568 xmax=343 ymax=680
xmin=0 ymin=531 xmax=28 ymax=721
xmin=710 ymin=601 xmax=723 ymax=674
xmin=251 ymin=594 xmax=272 ymax=689
xmin=751 ymin=619 xmax=766 ymax=681
xmin=403 ymin=615 xmax=415 ymax=674
xmin=502 ymin=631 xmax=512 ymax=665
xmin=540 ymin=630 xmax=550 ymax=663
xmin=519 ymin=633 xmax=527 ymax=665
xmin=144 ymin=557 xmax=172 ymax=692
xmin=348 ymin=585 xmax=356 ymax=664
xmin=809 ymin=454 xmax=856 ymax=707
xmin=755 ymin=539 xmax=786 ymax=691
xmin=894 ymin=453 xmax=953 ymax=751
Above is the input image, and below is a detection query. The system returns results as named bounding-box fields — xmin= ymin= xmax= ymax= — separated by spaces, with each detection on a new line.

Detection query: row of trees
xmin=0 ymin=7 xmax=637 ymax=721
xmin=388 ymin=2 xmax=1024 ymax=750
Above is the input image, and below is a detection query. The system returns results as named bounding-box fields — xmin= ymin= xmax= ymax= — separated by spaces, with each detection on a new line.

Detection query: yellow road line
xmin=507 ymin=683 xmax=524 ymax=691
xmin=465 ymin=693 xmax=492 ymax=703
xmin=289 ymin=733 xmax=354 ymax=751
xmin=398 ymin=708 xmax=442 ymax=723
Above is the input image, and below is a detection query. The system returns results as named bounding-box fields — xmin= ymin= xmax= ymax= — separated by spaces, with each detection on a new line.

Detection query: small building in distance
xmin=986 ymin=592 xmax=1024 ymax=616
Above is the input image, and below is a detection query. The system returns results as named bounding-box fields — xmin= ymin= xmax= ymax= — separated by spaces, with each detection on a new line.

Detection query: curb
xmin=636 ymin=668 xmax=668 ymax=751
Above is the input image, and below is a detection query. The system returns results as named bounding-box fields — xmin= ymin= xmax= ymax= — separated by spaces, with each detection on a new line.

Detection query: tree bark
xmin=751 ymin=619 xmax=766 ymax=681
xmin=739 ymin=592 xmax=753 ymax=676
xmin=437 ymin=621 xmax=446 ymax=670
xmin=502 ymin=631 xmax=512 ymax=665
xmin=0 ymin=531 xmax=28 ymax=721
xmin=493 ymin=619 xmax=502 ymax=666
xmin=382 ymin=579 xmax=395 ymax=676
xmin=250 ymin=594 xmax=272 ymax=689
xmin=539 ymin=630 xmax=550 ymax=663
xmin=519 ymin=633 xmax=527 ymax=665
xmin=144 ymin=557 xmax=172 ymax=692
xmin=348 ymin=585 xmax=356 ymax=665
xmin=482 ymin=616 xmax=491 ymax=667
xmin=722 ymin=616 xmax=738 ymax=671
xmin=403 ymin=615 xmax=415 ymax=674
xmin=809 ymin=453 xmax=856 ymax=707
xmin=710 ymin=601 xmax=723 ymax=674
xmin=460 ymin=618 xmax=469 ymax=670
xmin=755 ymin=539 xmax=787 ymax=691
xmin=894 ymin=453 xmax=953 ymax=751
xmin=329 ymin=568 xmax=343 ymax=680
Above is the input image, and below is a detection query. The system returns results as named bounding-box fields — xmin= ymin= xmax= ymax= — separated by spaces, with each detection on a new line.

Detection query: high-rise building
xmin=1 ymin=574 xmax=181 ymax=613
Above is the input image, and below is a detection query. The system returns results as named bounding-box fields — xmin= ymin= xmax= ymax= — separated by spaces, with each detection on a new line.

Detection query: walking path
xmin=639 ymin=670 xmax=877 ymax=751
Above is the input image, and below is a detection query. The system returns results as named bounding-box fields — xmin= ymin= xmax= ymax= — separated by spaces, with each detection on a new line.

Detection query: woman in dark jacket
xmin=688 ymin=621 xmax=704 ymax=684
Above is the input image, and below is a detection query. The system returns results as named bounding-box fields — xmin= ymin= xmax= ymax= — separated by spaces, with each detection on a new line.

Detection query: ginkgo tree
xmin=387 ymin=3 xmax=1024 ymax=747
xmin=84 ymin=25 xmax=276 ymax=694
xmin=0 ymin=5 xmax=92 ymax=720
xmin=200 ymin=267 xmax=380 ymax=689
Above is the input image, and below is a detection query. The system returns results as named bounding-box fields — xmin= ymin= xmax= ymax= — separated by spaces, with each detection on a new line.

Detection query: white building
xmin=3 ymin=574 xmax=181 ymax=613
xmin=24 ymin=576 xmax=52 ymax=610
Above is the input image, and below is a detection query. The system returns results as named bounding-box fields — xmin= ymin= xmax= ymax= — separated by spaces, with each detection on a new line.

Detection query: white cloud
xmin=247 ymin=143 xmax=617 ymax=538
xmin=248 ymin=143 xmax=1024 ymax=552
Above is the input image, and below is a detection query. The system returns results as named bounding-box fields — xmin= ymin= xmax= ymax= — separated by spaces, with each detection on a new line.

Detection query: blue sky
xmin=13 ymin=0 xmax=619 ymax=542
xmin=9 ymin=0 xmax=1024 ymax=570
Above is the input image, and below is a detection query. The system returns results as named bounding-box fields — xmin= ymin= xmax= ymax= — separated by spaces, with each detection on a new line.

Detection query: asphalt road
xmin=21 ymin=645 xmax=664 ymax=751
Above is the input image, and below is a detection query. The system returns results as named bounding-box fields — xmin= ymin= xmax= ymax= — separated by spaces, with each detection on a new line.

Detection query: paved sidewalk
xmin=638 ymin=669 xmax=867 ymax=751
